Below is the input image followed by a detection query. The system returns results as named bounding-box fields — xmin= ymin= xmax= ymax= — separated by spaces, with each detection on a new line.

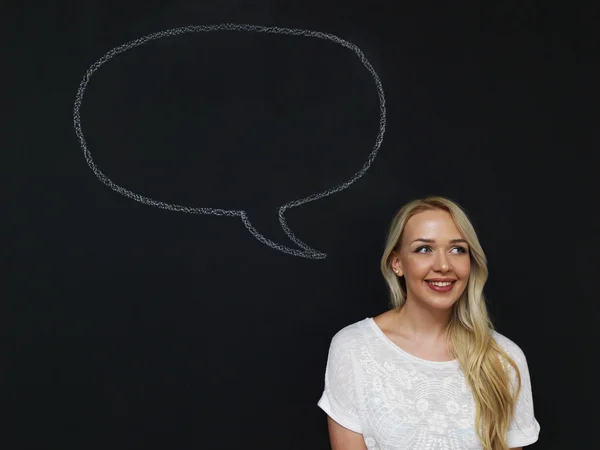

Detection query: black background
xmin=7 ymin=1 xmax=598 ymax=449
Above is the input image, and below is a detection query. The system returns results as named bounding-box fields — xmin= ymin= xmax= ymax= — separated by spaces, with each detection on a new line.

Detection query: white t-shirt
xmin=317 ymin=317 xmax=540 ymax=450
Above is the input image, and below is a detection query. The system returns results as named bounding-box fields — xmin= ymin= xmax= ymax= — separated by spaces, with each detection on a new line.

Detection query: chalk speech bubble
xmin=73 ymin=24 xmax=386 ymax=259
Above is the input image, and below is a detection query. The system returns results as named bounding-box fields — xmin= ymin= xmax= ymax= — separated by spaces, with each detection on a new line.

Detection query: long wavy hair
xmin=379 ymin=196 xmax=521 ymax=450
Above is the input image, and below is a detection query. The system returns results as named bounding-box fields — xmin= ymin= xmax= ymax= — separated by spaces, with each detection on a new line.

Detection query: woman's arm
xmin=327 ymin=416 xmax=368 ymax=450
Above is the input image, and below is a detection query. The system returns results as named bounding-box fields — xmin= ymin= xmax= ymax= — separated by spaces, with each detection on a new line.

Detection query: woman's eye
xmin=415 ymin=246 xmax=431 ymax=253
xmin=414 ymin=246 xmax=467 ymax=254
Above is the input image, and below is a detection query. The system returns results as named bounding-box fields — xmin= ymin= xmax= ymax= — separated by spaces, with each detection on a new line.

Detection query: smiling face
xmin=390 ymin=208 xmax=471 ymax=311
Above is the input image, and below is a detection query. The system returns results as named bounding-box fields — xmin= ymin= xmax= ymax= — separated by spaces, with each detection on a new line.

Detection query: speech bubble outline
xmin=73 ymin=24 xmax=386 ymax=259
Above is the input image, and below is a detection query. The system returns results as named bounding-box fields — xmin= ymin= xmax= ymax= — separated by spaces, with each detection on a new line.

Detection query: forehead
xmin=402 ymin=209 xmax=463 ymax=240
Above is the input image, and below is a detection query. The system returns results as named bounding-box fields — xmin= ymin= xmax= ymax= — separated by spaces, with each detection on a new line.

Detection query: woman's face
xmin=391 ymin=209 xmax=471 ymax=311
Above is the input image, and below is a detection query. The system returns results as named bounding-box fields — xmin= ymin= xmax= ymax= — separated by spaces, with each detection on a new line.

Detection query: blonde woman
xmin=317 ymin=196 xmax=540 ymax=450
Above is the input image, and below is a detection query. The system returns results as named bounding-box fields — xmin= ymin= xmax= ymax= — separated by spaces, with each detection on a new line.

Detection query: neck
xmin=392 ymin=299 xmax=452 ymax=343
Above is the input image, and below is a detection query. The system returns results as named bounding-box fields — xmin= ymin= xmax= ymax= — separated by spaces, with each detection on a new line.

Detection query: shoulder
xmin=328 ymin=318 xmax=370 ymax=351
xmin=492 ymin=329 xmax=529 ymax=367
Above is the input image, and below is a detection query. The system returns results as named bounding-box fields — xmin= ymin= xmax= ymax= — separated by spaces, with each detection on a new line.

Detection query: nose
xmin=434 ymin=253 xmax=451 ymax=272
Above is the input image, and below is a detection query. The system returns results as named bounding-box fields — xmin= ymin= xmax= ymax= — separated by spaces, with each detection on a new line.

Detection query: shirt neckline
xmin=365 ymin=317 xmax=460 ymax=367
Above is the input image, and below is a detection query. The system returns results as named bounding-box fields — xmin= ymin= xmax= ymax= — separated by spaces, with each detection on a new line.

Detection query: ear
xmin=390 ymin=251 xmax=403 ymax=277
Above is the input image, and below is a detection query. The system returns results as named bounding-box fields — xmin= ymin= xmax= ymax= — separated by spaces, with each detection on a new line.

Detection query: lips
xmin=424 ymin=280 xmax=456 ymax=292
xmin=425 ymin=278 xmax=456 ymax=283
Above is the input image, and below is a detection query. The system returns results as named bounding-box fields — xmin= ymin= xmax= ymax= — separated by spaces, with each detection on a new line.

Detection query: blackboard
xmin=8 ymin=1 xmax=597 ymax=449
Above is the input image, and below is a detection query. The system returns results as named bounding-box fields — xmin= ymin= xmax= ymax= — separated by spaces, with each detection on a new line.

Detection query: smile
xmin=424 ymin=280 xmax=456 ymax=292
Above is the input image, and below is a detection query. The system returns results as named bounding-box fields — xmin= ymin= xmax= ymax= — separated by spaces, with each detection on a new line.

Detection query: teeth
xmin=428 ymin=281 xmax=453 ymax=287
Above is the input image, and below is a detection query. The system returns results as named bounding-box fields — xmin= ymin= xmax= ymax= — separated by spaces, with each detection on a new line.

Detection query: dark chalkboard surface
xmin=8 ymin=1 xmax=597 ymax=449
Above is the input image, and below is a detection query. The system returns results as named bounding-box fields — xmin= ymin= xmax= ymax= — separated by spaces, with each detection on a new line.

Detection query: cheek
xmin=403 ymin=258 xmax=430 ymax=277
xmin=456 ymin=260 xmax=471 ymax=279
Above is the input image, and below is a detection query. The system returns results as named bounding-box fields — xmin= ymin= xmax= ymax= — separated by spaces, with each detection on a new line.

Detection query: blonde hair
xmin=380 ymin=196 xmax=521 ymax=450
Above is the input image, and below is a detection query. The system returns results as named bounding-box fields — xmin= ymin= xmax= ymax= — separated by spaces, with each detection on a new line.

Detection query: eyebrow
xmin=410 ymin=238 xmax=468 ymax=245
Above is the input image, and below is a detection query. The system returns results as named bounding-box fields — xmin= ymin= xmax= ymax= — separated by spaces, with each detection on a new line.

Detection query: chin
xmin=420 ymin=293 xmax=461 ymax=310
xmin=429 ymin=300 xmax=459 ymax=311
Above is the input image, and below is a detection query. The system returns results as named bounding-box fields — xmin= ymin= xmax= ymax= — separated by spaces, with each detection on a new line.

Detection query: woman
xmin=317 ymin=196 xmax=540 ymax=450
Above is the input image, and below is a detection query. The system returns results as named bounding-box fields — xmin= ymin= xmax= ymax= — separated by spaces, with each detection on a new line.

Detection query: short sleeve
xmin=317 ymin=330 xmax=362 ymax=433
xmin=504 ymin=343 xmax=541 ymax=447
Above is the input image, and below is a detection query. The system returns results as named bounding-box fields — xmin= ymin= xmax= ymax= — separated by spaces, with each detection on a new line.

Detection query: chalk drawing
xmin=73 ymin=24 xmax=386 ymax=259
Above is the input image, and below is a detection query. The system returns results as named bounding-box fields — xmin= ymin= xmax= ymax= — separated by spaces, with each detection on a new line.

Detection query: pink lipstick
xmin=424 ymin=279 xmax=456 ymax=293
